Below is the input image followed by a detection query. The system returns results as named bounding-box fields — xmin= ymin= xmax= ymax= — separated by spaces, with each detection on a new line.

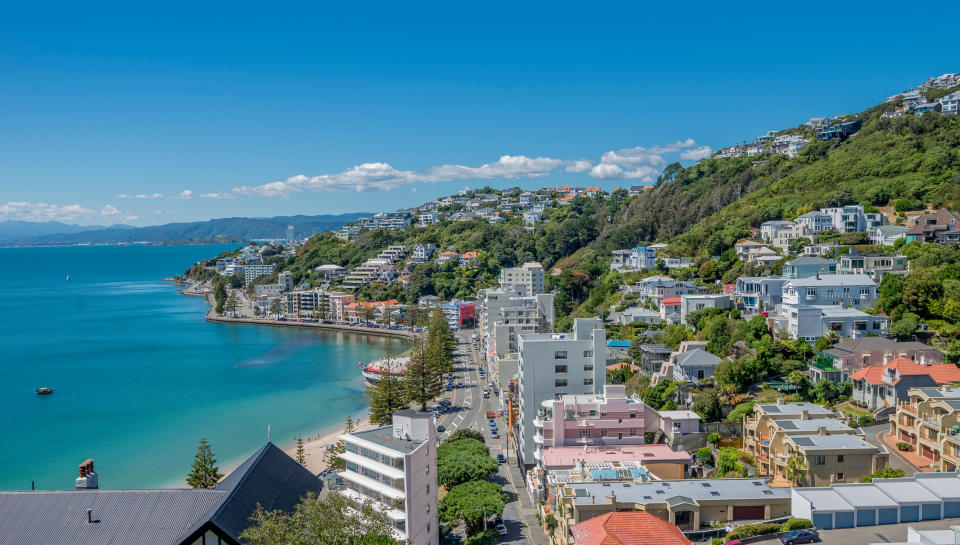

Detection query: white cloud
xmin=199 ymin=192 xmax=236 ymax=200
xmin=154 ymin=209 xmax=165 ymax=215
xmin=588 ymin=164 xmax=659 ymax=180
xmin=679 ymin=145 xmax=713 ymax=161
xmin=589 ymin=139 xmax=704 ymax=179
xmin=116 ymin=193 xmax=163 ymax=199
xmin=124 ymin=215 xmax=139 ymax=221
xmin=565 ymin=160 xmax=593 ymax=173
xmin=0 ymin=201 xmax=133 ymax=223
xmin=169 ymin=190 xmax=194 ymax=200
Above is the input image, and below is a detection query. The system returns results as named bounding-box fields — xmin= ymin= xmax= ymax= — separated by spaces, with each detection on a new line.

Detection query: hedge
xmin=726 ymin=522 xmax=782 ymax=540
xmin=780 ymin=518 xmax=813 ymax=531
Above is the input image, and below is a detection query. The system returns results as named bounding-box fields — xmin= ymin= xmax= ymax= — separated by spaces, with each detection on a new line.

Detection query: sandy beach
xmin=284 ymin=413 xmax=374 ymax=475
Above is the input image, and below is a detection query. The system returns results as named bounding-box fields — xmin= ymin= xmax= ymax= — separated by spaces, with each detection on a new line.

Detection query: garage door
xmin=878 ymin=508 xmax=898 ymax=525
xmin=856 ymin=509 xmax=875 ymax=526
xmin=901 ymin=505 xmax=919 ymax=523
xmin=732 ymin=505 xmax=765 ymax=520
xmin=921 ymin=503 xmax=941 ymax=520
xmin=835 ymin=512 xmax=855 ymax=529
xmin=813 ymin=513 xmax=833 ymax=530
xmin=944 ymin=501 xmax=960 ymax=518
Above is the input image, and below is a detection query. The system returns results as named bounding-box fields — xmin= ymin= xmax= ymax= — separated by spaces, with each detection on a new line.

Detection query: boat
xmin=358 ymin=356 xmax=409 ymax=386
xmin=35 ymin=387 xmax=53 ymax=395
xmin=66 ymin=274 xmax=70 ymax=282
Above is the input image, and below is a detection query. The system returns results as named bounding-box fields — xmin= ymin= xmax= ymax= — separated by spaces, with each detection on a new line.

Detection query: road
xmin=435 ymin=329 xmax=547 ymax=545
xmin=862 ymin=423 xmax=923 ymax=474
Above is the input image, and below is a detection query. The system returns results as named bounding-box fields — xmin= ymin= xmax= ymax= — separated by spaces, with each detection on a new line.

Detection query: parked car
xmin=491 ymin=431 xmax=498 ymax=439
xmin=445 ymin=385 xmax=452 ymax=392
xmin=497 ymin=454 xmax=505 ymax=464
xmin=495 ymin=523 xmax=507 ymax=536
xmin=779 ymin=529 xmax=819 ymax=545
xmin=437 ymin=425 xmax=446 ymax=433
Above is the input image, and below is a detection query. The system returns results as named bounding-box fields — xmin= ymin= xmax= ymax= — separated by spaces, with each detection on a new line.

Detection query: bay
xmin=0 ymin=244 xmax=397 ymax=490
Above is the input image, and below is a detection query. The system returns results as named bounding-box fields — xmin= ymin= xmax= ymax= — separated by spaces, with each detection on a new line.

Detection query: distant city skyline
xmin=1 ymin=1 xmax=957 ymax=225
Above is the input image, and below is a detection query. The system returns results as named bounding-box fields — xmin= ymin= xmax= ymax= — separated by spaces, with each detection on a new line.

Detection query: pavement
xmin=437 ymin=329 xmax=551 ymax=545
xmin=748 ymin=517 xmax=960 ymax=545
xmin=862 ymin=423 xmax=934 ymax=474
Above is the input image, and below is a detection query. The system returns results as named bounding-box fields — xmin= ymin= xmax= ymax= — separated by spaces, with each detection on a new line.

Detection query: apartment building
xmin=534 ymin=385 xmax=653 ymax=452
xmin=795 ymin=211 xmax=835 ymax=233
xmin=743 ymin=400 xmax=837 ymax=458
xmin=851 ymin=358 xmax=960 ymax=411
xmin=517 ymin=319 xmax=606 ymax=468
xmin=241 ymin=263 xmax=275 ymax=286
xmin=482 ymin=290 xmax=555 ymax=358
xmin=753 ymin=416 xmax=856 ymax=476
xmin=782 ymin=257 xmax=837 ymax=279
xmin=820 ymin=205 xmax=886 ymax=233
xmin=815 ymin=338 xmax=942 ymax=381
xmin=554 ymin=479 xmax=790 ymax=538
xmin=760 ymin=220 xmax=813 ymax=250
xmin=780 ymin=432 xmax=888 ymax=486
xmin=781 ymin=274 xmax=878 ymax=308
xmin=836 ymin=250 xmax=908 ymax=281
xmin=411 ymin=243 xmax=438 ymax=262
xmin=338 ymin=411 xmax=438 ymax=545
xmin=891 ymin=386 xmax=960 ymax=472
xmin=418 ymin=211 xmax=440 ymax=226
xmin=498 ymin=262 xmax=546 ymax=296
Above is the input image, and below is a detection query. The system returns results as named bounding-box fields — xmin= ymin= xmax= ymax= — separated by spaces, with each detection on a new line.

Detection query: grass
xmin=835 ymin=403 xmax=871 ymax=419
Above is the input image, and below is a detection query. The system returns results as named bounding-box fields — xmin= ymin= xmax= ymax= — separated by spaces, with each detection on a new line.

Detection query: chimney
xmin=800 ymin=410 xmax=809 ymax=420
xmin=75 ymin=459 xmax=98 ymax=490
xmin=818 ymin=426 xmax=828 ymax=436
xmin=776 ymin=397 xmax=784 ymax=406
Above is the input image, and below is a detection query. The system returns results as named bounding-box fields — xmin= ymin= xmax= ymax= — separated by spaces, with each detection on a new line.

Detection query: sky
xmin=1 ymin=1 xmax=957 ymax=226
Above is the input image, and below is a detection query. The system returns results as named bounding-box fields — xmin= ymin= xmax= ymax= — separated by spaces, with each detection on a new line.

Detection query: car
xmin=439 ymin=399 xmax=451 ymax=406
xmin=497 ymin=454 xmax=505 ymax=464
xmin=445 ymin=385 xmax=452 ymax=391
xmin=779 ymin=529 xmax=819 ymax=545
xmin=437 ymin=425 xmax=446 ymax=433
xmin=491 ymin=431 xmax=498 ymax=439
xmin=482 ymin=390 xmax=489 ymax=398
xmin=495 ymin=523 xmax=507 ymax=536
xmin=486 ymin=411 xmax=496 ymax=418
xmin=456 ymin=382 xmax=464 ymax=388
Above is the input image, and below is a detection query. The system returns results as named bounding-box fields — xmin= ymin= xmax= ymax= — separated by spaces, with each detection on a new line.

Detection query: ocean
xmin=0 ymin=244 xmax=400 ymax=490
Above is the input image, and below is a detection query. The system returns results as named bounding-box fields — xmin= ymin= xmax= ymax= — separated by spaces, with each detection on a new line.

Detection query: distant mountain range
xmin=0 ymin=213 xmax=370 ymax=246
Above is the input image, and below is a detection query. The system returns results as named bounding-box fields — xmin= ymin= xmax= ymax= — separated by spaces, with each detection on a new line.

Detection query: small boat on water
xmin=66 ymin=274 xmax=70 ymax=282
xmin=36 ymin=387 xmax=53 ymax=395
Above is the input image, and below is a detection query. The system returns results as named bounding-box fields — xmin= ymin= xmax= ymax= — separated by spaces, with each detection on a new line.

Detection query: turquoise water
xmin=0 ymin=245 xmax=400 ymax=490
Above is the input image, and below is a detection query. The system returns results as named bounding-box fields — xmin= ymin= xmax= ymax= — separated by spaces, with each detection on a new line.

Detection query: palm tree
xmin=785 ymin=455 xmax=806 ymax=486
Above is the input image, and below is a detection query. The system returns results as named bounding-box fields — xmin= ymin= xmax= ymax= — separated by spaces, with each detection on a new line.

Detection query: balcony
xmin=533 ymin=417 xmax=545 ymax=428
xmin=534 ymin=433 xmax=544 ymax=445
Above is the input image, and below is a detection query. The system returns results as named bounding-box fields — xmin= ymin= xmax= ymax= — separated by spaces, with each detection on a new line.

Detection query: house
xmin=941 ymin=91 xmax=960 ymax=116
xmin=817 ymin=120 xmax=862 ymax=141
xmin=914 ymin=101 xmax=942 ymax=116
xmin=637 ymin=343 xmax=673 ymax=374
xmin=570 ymin=512 xmax=693 ymax=545
xmin=819 ymin=204 xmax=885 ymax=233
xmin=871 ymin=225 xmax=910 ymax=246
xmin=0 ymin=443 xmax=323 ymax=545
xmin=906 ymin=209 xmax=960 ymax=244
xmin=636 ymin=278 xmax=701 ymax=304
xmin=555 ymin=478 xmax=791 ymax=537
xmin=458 ymin=251 xmax=479 ymax=267
xmin=771 ymin=134 xmax=809 ymax=158
xmin=780 ymin=304 xmax=887 ymax=342
xmin=795 ymin=211 xmax=836 ymax=233
xmin=734 ymin=240 xmax=767 ymax=260
xmin=671 ymin=348 xmax=722 ymax=386
xmin=418 ymin=211 xmax=440 ymax=225
xmin=655 ymin=410 xmax=702 ymax=444
xmin=411 ymin=243 xmax=438 ymax=262
xmin=781 ymin=274 xmax=878 ymax=308
xmin=658 ymin=297 xmax=682 ymax=324
xmin=851 ymin=357 xmax=960 ymax=411
xmin=435 ymin=251 xmax=458 ymax=264
xmin=749 ymin=413 xmax=858 ymax=477
xmin=806 ymin=116 xmax=830 ymax=128
xmin=679 ymin=294 xmax=730 ymax=326
xmin=791 ymin=471 xmax=960 ymax=530
xmin=517 ymin=319 xmax=606 ymax=468
xmin=760 ymin=220 xmax=812 ymax=250
xmin=339 ymin=411 xmax=438 ymax=545
xmin=836 ymin=249 xmax=908 ymax=281
xmin=815 ymin=337 xmax=943 ymax=382
xmin=802 ymin=242 xmax=839 ymax=257
xmin=619 ymin=306 xmax=662 ymax=325
xmin=735 ymin=276 xmax=787 ymax=315
xmin=781 ymin=257 xmax=837 ymax=279
xmin=890 ymin=385 xmax=960 ymax=471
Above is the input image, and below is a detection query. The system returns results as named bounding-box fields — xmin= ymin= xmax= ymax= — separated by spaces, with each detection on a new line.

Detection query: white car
xmin=495 ymin=523 xmax=507 ymax=535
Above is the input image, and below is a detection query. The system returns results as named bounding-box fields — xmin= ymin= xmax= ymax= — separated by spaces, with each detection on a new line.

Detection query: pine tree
xmin=295 ymin=436 xmax=306 ymax=466
xmin=368 ymin=372 xmax=407 ymax=425
xmin=426 ymin=308 xmax=455 ymax=380
xmin=186 ymin=438 xmax=224 ymax=489
xmin=225 ymin=292 xmax=239 ymax=317
xmin=404 ymin=337 xmax=438 ymax=411
xmin=325 ymin=416 xmax=355 ymax=470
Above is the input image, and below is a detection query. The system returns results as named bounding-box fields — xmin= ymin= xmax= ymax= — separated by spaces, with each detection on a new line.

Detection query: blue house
xmin=781 ymin=257 xmax=836 ymax=279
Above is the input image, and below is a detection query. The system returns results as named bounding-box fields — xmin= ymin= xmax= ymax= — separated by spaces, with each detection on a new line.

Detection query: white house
xmin=782 ymin=305 xmax=888 ymax=342
xmin=679 ymin=294 xmax=731 ymax=325
xmin=870 ymin=225 xmax=910 ymax=246
xmin=782 ymin=274 xmax=878 ymax=309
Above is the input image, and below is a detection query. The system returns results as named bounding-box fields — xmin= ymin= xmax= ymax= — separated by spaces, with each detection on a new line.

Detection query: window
xmin=579 ymin=429 xmax=591 ymax=438
xmin=697 ymin=370 xmax=705 ymax=380
xmin=630 ymin=412 xmax=636 ymax=419
xmin=555 ymin=379 xmax=568 ymax=388
xmin=837 ymin=473 xmax=844 ymax=481
xmin=583 ymin=350 xmax=593 ymax=358
xmin=630 ymin=428 xmax=637 ymax=436
xmin=555 ymin=365 xmax=568 ymax=373
xmin=554 ymin=351 xmax=568 ymax=359
xmin=815 ymin=456 xmax=825 ymax=466
xmin=583 ymin=364 xmax=594 ymax=372
xmin=837 ymin=455 xmax=844 ymax=463
xmin=584 ymin=378 xmax=593 ymax=386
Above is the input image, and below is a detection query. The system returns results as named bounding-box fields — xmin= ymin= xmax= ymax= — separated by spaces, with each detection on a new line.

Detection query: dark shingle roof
xmin=0 ymin=443 xmax=322 ymax=545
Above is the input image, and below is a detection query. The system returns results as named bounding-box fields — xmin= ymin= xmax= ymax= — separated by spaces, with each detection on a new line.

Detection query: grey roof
xmin=756 ymin=402 xmax=836 ymax=416
xmin=907 ymin=387 xmax=960 ymax=400
xmin=786 ymin=274 xmax=874 ymax=287
xmin=567 ymin=478 xmax=789 ymax=505
xmin=0 ymin=443 xmax=322 ymax=545
xmin=786 ymin=257 xmax=835 ymax=266
xmin=673 ymin=349 xmax=721 ymax=368
xmin=773 ymin=419 xmax=851 ymax=432
xmin=829 ymin=337 xmax=938 ymax=354
xmin=350 ymin=423 xmax=427 ymax=454
xmin=794 ymin=488 xmax=855 ymax=511
xmin=914 ymin=473 xmax=960 ymax=500
xmin=623 ymin=307 xmax=660 ymax=317
xmin=834 ymin=484 xmax=899 ymax=508
xmin=788 ymin=434 xmax=878 ymax=451
xmin=873 ymin=479 xmax=943 ymax=503
xmin=640 ymin=344 xmax=672 ymax=354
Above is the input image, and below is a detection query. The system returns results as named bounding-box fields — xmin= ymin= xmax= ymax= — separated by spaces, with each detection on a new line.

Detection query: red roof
xmin=571 ymin=512 xmax=693 ymax=545
xmin=606 ymin=362 xmax=640 ymax=372
xmin=661 ymin=297 xmax=682 ymax=305
xmin=850 ymin=357 xmax=960 ymax=386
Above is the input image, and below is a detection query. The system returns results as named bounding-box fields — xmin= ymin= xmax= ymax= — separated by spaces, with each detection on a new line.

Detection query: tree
xmin=889 ymin=312 xmax=920 ymax=341
xmin=427 ymin=307 xmax=456 ymax=377
xmin=726 ymin=401 xmax=756 ymax=423
xmin=544 ymin=513 xmax=558 ymax=534
xmin=270 ymin=297 xmax=284 ymax=319
xmin=692 ymin=389 xmax=723 ymax=422
xmin=695 ymin=447 xmax=714 ymax=464
xmin=404 ymin=337 xmax=440 ymax=411
xmin=240 ymin=492 xmax=400 ymax=545
xmin=367 ymin=371 xmax=407 ymax=426
xmin=316 ymin=298 xmax=330 ymax=321
xmin=707 ymin=432 xmax=721 ymax=448
xmin=186 ymin=438 xmax=224 ymax=489
xmin=858 ymin=467 xmax=905 ymax=483
xmin=786 ymin=455 xmax=806 ymax=486
xmin=440 ymin=480 xmax=507 ymax=535
xmin=295 ymin=436 xmax=306 ymax=466
xmin=225 ymin=292 xmax=239 ymax=317
xmin=445 ymin=429 xmax=485 ymax=443
xmin=437 ymin=439 xmax=498 ymax=489
xmin=214 ymin=281 xmax=227 ymax=313
xmin=325 ymin=416 xmax=355 ymax=471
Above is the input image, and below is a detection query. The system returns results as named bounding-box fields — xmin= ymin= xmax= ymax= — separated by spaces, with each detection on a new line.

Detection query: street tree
xmin=404 ymin=337 xmax=439 ymax=411
xmin=225 ymin=292 xmax=239 ymax=317
xmin=241 ymin=492 xmax=400 ymax=545
xmin=440 ymin=480 xmax=507 ymax=535
xmin=437 ymin=438 xmax=497 ymax=489
xmin=368 ymin=371 xmax=407 ymax=426
xmin=269 ymin=297 xmax=283 ymax=319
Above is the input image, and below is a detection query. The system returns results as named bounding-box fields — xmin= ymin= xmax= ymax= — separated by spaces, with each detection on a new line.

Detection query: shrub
xmin=695 ymin=447 xmax=714 ymax=465
xmin=859 ymin=467 xmax=905 ymax=483
xmin=712 ymin=538 xmax=724 ymax=545
xmin=781 ymin=518 xmax=813 ymax=532
xmin=726 ymin=522 xmax=783 ymax=540
xmin=464 ymin=529 xmax=498 ymax=545
xmin=707 ymin=432 xmax=722 ymax=447
xmin=896 ymin=442 xmax=914 ymax=451
xmin=545 ymin=513 xmax=558 ymax=533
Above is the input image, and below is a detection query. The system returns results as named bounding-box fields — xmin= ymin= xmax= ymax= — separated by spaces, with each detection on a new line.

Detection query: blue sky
xmin=1 ymin=1 xmax=957 ymax=225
